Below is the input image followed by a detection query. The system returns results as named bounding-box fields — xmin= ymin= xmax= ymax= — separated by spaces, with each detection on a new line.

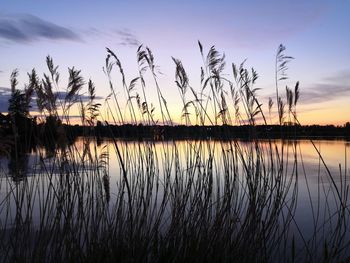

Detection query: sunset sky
xmin=0 ymin=0 xmax=349 ymax=125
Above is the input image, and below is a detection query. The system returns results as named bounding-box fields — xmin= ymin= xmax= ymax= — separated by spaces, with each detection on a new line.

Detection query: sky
xmin=0 ymin=0 xmax=349 ymax=125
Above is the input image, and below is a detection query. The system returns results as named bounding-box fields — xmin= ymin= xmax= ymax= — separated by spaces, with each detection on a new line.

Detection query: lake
xmin=0 ymin=138 xmax=349 ymax=261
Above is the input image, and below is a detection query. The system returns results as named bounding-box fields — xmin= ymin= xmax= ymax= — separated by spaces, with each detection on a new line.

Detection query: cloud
xmin=81 ymin=27 xmax=140 ymax=47
xmin=0 ymin=87 xmax=104 ymax=113
xmin=0 ymin=87 xmax=11 ymax=95
xmin=0 ymin=87 xmax=11 ymax=112
xmin=115 ymin=29 xmax=140 ymax=47
xmin=82 ymin=27 xmax=110 ymax=39
xmin=299 ymin=71 xmax=350 ymax=104
xmin=262 ymin=70 xmax=350 ymax=108
xmin=0 ymin=14 xmax=140 ymax=47
xmin=0 ymin=87 xmax=43 ymax=113
xmin=55 ymin=91 xmax=104 ymax=102
xmin=0 ymin=14 xmax=81 ymax=43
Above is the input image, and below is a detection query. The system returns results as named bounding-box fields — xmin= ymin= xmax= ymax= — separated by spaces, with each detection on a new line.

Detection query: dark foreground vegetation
xmin=0 ymin=43 xmax=349 ymax=262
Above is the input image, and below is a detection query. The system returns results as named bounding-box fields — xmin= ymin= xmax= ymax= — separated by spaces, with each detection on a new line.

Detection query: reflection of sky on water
xmin=1 ymin=138 xmax=349 ymax=197
xmin=0 ymin=138 xmax=349 ymax=256
xmin=1 ymin=138 xmax=349 ymax=199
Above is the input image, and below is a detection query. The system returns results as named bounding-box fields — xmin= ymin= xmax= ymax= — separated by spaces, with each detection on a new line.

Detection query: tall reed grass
xmin=0 ymin=43 xmax=349 ymax=262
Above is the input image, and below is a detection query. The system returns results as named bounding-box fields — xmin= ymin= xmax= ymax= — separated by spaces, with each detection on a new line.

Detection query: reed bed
xmin=0 ymin=43 xmax=349 ymax=262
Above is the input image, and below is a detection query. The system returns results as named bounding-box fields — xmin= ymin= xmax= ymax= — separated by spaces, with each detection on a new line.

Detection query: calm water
xmin=0 ymin=138 xmax=349 ymax=259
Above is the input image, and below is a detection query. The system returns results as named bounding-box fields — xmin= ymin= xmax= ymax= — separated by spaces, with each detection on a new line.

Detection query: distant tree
xmin=43 ymin=115 xmax=62 ymax=143
xmin=8 ymin=89 xmax=29 ymax=118
xmin=8 ymin=69 xmax=34 ymax=142
xmin=8 ymin=151 xmax=28 ymax=182
xmin=345 ymin=122 xmax=350 ymax=138
xmin=8 ymin=70 xmax=30 ymax=119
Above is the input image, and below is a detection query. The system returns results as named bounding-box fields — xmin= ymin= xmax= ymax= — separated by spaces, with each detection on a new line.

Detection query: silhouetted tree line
xmin=1 ymin=113 xmax=350 ymax=147
xmin=58 ymin=122 xmax=350 ymax=141
xmin=86 ymin=123 xmax=350 ymax=140
xmin=2 ymin=111 xmax=350 ymax=151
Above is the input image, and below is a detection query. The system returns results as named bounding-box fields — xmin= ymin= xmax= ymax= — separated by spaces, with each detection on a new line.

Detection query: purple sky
xmin=0 ymin=0 xmax=349 ymax=125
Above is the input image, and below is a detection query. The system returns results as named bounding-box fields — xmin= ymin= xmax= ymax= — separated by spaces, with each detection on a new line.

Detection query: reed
xmin=0 ymin=44 xmax=349 ymax=263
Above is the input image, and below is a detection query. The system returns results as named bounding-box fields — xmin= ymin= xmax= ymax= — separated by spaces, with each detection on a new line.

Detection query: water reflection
xmin=0 ymin=138 xmax=349 ymax=261
xmin=8 ymin=149 xmax=28 ymax=182
xmin=1 ymin=138 xmax=349 ymax=197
